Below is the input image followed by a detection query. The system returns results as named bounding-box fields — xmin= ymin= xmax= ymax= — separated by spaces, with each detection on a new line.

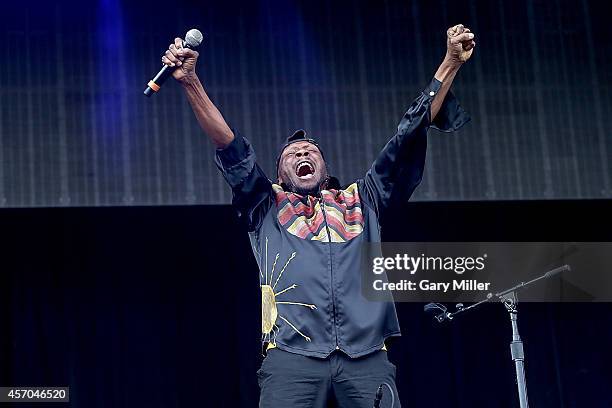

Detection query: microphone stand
xmin=424 ymin=264 xmax=571 ymax=408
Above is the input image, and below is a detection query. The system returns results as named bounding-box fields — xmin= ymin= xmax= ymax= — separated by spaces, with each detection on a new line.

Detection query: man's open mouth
xmin=296 ymin=161 xmax=315 ymax=180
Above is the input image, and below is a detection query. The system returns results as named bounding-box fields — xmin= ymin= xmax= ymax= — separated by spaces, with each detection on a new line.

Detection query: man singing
xmin=162 ymin=24 xmax=475 ymax=408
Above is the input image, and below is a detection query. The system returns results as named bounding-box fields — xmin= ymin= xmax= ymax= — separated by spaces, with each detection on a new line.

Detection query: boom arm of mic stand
xmin=426 ymin=294 xmax=494 ymax=323
xmin=495 ymin=264 xmax=571 ymax=298
xmin=427 ymin=264 xmax=571 ymax=323
xmin=446 ymin=293 xmax=494 ymax=320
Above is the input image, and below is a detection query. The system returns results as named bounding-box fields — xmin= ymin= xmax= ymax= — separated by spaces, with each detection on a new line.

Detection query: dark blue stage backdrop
xmin=1 ymin=0 xmax=611 ymax=207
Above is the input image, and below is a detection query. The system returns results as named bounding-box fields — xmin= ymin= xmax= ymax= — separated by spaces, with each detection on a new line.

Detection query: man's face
xmin=277 ymin=141 xmax=328 ymax=196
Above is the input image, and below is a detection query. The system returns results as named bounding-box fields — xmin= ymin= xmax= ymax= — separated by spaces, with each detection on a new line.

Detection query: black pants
xmin=257 ymin=348 xmax=401 ymax=408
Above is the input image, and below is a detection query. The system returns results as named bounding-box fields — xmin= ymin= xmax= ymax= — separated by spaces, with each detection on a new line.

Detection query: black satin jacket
xmin=215 ymin=78 xmax=470 ymax=358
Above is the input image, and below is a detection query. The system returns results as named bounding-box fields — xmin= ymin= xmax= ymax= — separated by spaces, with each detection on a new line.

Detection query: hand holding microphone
xmin=144 ymin=29 xmax=203 ymax=96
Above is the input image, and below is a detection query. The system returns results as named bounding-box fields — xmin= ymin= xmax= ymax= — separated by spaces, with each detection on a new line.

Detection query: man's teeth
xmin=296 ymin=161 xmax=314 ymax=177
xmin=297 ymin=162 xmax=313 ymax=171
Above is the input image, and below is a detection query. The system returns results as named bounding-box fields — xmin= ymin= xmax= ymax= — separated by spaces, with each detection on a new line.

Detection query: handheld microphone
xmin=144 ymin=29 xmax=204 ymax=97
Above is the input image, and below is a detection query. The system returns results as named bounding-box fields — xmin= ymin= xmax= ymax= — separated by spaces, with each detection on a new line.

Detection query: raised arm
xmin=162 ymin=38 xmax=272 ymax=231
xmin=360 ymin=24 xmax=475 ymax=222
xmin=432 ymin=24 xmax=475 ymax=119
xmin=162 ymin=37 xmax=234 ymax=148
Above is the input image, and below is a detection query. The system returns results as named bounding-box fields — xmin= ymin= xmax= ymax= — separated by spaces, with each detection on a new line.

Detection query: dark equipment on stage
xmin=373 ymin=382 xmax=395 ymax=408
xmin=373 ymin=385 xmax=383 ymax=408
xmin=143 ymin=29 xmax=204 ymax=97
xmin=424 ymin=264 xmax=571 ymax=408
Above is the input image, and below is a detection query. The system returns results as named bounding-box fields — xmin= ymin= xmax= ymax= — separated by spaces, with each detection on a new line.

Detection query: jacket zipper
xmin=319 ymin=196 xmax=340 ymax=350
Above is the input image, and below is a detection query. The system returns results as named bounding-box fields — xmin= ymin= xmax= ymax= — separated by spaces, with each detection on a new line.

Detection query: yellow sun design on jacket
xmin=260 ymin=238 xmax=317 ymax=345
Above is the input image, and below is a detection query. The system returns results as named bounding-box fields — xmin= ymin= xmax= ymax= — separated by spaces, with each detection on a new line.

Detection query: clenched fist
xmin=161 ymin=37 xmax=200 ymax=82
xmin=446 ymin=24 xmax=476 ymax=64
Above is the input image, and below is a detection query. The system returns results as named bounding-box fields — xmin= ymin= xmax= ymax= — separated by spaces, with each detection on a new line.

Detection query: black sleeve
xmin=214 ymin=132 xmax=273 ymax=231
xmin=359 ymin=78 xmax=471 ymax=223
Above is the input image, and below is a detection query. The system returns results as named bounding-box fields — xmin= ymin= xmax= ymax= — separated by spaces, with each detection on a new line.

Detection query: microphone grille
xmin=184 ymin=29 xmax=204 ymax=48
